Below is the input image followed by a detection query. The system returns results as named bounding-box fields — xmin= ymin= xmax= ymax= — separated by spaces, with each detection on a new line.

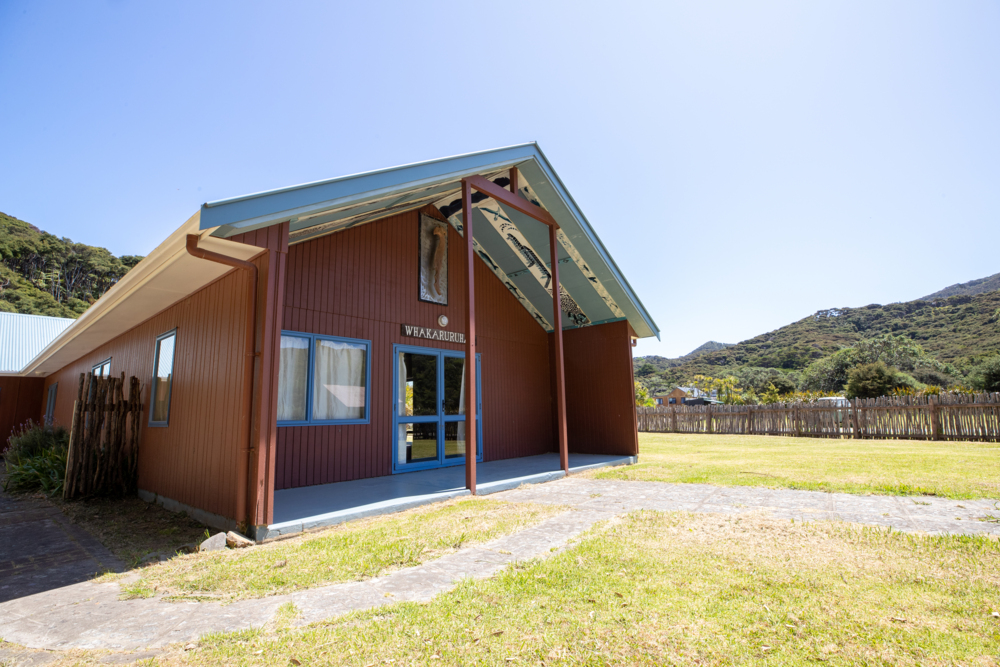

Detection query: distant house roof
xmin=0 ymin=312 xmax=74 ymax=374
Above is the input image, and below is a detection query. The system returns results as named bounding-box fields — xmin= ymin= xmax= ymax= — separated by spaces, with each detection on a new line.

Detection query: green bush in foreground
xmin=3 ymin=420 xmax=69 ymax=495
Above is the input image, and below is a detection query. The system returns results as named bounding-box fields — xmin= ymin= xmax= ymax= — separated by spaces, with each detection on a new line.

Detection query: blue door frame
xmin=392 ymin=343 xmax=483 ymax=474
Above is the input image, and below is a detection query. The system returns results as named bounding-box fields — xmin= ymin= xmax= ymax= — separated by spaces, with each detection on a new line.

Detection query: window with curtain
xmin=277 ymin=335 xmax=309 ymax=421
xmin=150 ymin=330 xmax=176 ymax=426
xmin=276 ymin=332 xmax=371 ymax=425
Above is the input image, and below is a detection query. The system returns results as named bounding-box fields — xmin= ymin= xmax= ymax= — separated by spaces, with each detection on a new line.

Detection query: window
xmin=92 ymin=358 xmax=111 ymax=377
xmin=149 ymin=330 xmax=176 ymax=426
xmin=277 ymin=332 xmax=371 ymax=425
xmin=45 ymin=383 xmax=58 ymax=424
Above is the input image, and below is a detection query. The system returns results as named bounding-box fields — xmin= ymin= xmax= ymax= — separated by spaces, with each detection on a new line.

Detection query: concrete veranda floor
xmin=266 ymin=452 xmax=636 ymax=538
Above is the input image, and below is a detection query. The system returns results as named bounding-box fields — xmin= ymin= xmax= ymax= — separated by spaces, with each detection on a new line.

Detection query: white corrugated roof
xmin=0 ymin=312 xmax=75 ymax=373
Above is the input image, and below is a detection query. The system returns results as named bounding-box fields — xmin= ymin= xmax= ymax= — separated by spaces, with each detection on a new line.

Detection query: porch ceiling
xmin=201 ymin=144 xmax=658 ymax=339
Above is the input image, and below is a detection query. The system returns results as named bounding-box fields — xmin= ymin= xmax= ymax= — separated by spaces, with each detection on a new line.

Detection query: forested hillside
xmin=0 ymin=212 xmax=142 ymax=317
xmin=636 ymin=289 xmax=1000 ymax=394
xmin=921 ymin=272 xmax=1000 ymax=300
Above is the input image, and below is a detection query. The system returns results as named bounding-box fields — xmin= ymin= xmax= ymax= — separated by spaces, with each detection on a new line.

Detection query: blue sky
xmin=1 ymin=1 xmax=997 ymax=358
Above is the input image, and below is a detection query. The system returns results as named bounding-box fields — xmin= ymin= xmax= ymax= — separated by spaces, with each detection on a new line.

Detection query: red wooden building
xmin=11 ymin=144 xmax=659 ymax=539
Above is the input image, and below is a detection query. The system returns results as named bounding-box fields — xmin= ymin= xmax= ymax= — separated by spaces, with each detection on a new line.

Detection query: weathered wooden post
xmin=706 ymin=404 xmax=713 ymax=434
xmin=929 ymin=395 xmax=941 ymax=441
xmin=793 ymin=406 xmax=801 ymax=438
xmin=670 ymin=406 xmax=677 ymax=433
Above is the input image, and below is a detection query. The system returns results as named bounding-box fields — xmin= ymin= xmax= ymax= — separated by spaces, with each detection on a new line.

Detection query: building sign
xmin=401 ymin=324 xmax=465 ymax=344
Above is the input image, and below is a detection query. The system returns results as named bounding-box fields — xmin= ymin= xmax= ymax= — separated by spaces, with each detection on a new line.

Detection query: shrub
xmin=845 ymin=362 xmax=914 ymax=399
xmin=970 ymin=356 xmax=1000 ymax=392
xmin=3 ymin=420 xmax=69 ymax=495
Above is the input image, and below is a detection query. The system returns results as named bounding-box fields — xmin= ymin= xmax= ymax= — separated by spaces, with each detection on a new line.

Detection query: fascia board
xmin=520 ymin=151 xmax=660 ymax=340
xmin=200 ymin=144 xmax=541 ymax=233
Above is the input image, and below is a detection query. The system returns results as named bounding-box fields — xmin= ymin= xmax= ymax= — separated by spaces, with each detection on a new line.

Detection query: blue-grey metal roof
xmin=0 ymin=312 xmax=75 ymax=373
xmin=201 ymin=143 xmax=659 ymax=339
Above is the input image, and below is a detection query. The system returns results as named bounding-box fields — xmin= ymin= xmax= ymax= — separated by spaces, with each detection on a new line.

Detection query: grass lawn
xmin=585 ymin=433 xmax=1000 ymax=500
xmin=120 ymin=497 xmax=563 ymax=602
xmin=115 ymin=510 xmax=1000 ymax=666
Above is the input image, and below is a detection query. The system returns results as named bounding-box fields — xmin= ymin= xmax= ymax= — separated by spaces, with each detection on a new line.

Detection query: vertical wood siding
xmin=0 ymin=377 xmax=44 ymax=448
xmin=41 ymin=267 xmax=255 ymax=520
xmin=558 ymin=320 xmax=639 ymax=456
xmin=275 ymin=209 xmax=555 ymax=489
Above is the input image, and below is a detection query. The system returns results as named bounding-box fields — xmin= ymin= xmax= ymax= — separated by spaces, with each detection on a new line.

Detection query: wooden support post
xmin=671 ymin=406 xmax=677 ymax=433
xmin=850 ymin=400 xmax=861 ymax=439
xmin=930 ymin=395 xmax=941 ymax=441
xmin=793 ymin=407 xmax=801 ymax=437
xmin=549 ymin=224 xmax=569 ymax=473
xmin=706 ymin=405 xmax=713 ymax=434
xmin=462 ymin=179 xmax=478 ymax=495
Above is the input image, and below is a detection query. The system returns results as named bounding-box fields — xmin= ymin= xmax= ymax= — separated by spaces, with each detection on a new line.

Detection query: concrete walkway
xmin=1 ymin=478 xmax=998 ymax=653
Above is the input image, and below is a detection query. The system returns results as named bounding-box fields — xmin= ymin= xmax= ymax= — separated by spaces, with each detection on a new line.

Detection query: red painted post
xmin=549 ymin=224 xmax=569 ymax=473
xmin=462 ymin=179 xmax=477 ymax=494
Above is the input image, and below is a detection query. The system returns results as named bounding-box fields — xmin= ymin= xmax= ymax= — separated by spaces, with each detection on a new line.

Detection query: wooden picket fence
xmin=637 ymin=392 xmax=1000 ymax=442
xmin=63 ymin=372 xmax=144 ymax=499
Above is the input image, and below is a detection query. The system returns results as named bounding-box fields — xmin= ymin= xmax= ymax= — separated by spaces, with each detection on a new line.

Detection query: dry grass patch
xmin=586 ymin=432 xmax=1000 ymax=499
xmin=122 ymin=497 xmax=563 ymax=602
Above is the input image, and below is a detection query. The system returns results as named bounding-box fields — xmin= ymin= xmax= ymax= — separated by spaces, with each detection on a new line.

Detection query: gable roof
xmin=16 ymin=143 xmax=657 ymax=378
xmin=202 ymin=143 xmax=658 ymax=339
xmin=0 ymin=312 xmax=74 ymax=374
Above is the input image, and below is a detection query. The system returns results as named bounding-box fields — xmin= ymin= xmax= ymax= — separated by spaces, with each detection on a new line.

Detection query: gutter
xmin=185 ymin=234 xmax=258 ymax=530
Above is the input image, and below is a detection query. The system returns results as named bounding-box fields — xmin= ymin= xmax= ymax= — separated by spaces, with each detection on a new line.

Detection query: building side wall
xmin=559 ymin=320 xmax=639 ymax=456
xmin=275 ymin=209 xmax=555 ymax=490
xmin=0 ymin=377 xmax=45 ymax=449
xmin=41 ymin=267 xmax=254 ymax=520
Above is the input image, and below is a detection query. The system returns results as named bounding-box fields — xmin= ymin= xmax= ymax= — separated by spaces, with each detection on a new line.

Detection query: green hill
xmin=921 ymin=272 xmax=1000 ymax=300
xmin=637 ymin=290 xmax=1000 ymax=390
xmin=0 ymin=211 xmax=142 ymax=318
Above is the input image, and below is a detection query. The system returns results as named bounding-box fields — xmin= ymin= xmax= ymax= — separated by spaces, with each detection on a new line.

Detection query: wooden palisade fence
xmin=63 ymin=372 xmax=143 ymax=499
xmin=637 ymin=392 xmax=1000 ymax=442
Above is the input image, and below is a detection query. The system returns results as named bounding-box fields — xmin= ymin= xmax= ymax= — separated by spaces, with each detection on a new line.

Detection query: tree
xmin=845 ymin=362 xmax=913 ymax=399
xmin=634 ymin=382 xmax=654 ymax=407
xmin=800 ymin=349 xmax=855 ymax=393
xmin=971 ymin=356 xmax=1000 ymax=392
xmin=635 ymin=362 xmax=657 ymax=378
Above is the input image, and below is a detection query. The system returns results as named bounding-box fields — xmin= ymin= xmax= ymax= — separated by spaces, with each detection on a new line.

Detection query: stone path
xmin=1 ymin=478 xmax=998 ymax=655
xmin=0 ymin=488 xmax=123 ymax=605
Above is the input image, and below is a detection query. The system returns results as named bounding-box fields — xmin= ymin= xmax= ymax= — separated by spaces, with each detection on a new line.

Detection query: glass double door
xmin=393 ymin=344 xmax=481 ymax=473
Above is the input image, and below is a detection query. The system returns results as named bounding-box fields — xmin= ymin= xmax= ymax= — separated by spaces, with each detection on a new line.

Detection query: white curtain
xmin=277 ymin=336 xmax=309 ymax=421
xmin=313 ymin=339 xmax=366 ymax=420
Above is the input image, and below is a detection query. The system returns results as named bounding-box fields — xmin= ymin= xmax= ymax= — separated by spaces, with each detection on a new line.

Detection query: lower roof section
xmin=19 ymin=213 xmax=262 ymax=377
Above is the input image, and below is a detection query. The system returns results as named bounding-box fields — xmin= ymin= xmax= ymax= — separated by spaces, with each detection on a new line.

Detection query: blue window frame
xmin=392 ymin=343 xmax=482 ymax=474
xmin=92 ymin=358 xmax=111 ymax=377
xmin=149 ymin=330 xmax=176 ymax=427
xmin=277 ymin=331 xmax=372 ymax=426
